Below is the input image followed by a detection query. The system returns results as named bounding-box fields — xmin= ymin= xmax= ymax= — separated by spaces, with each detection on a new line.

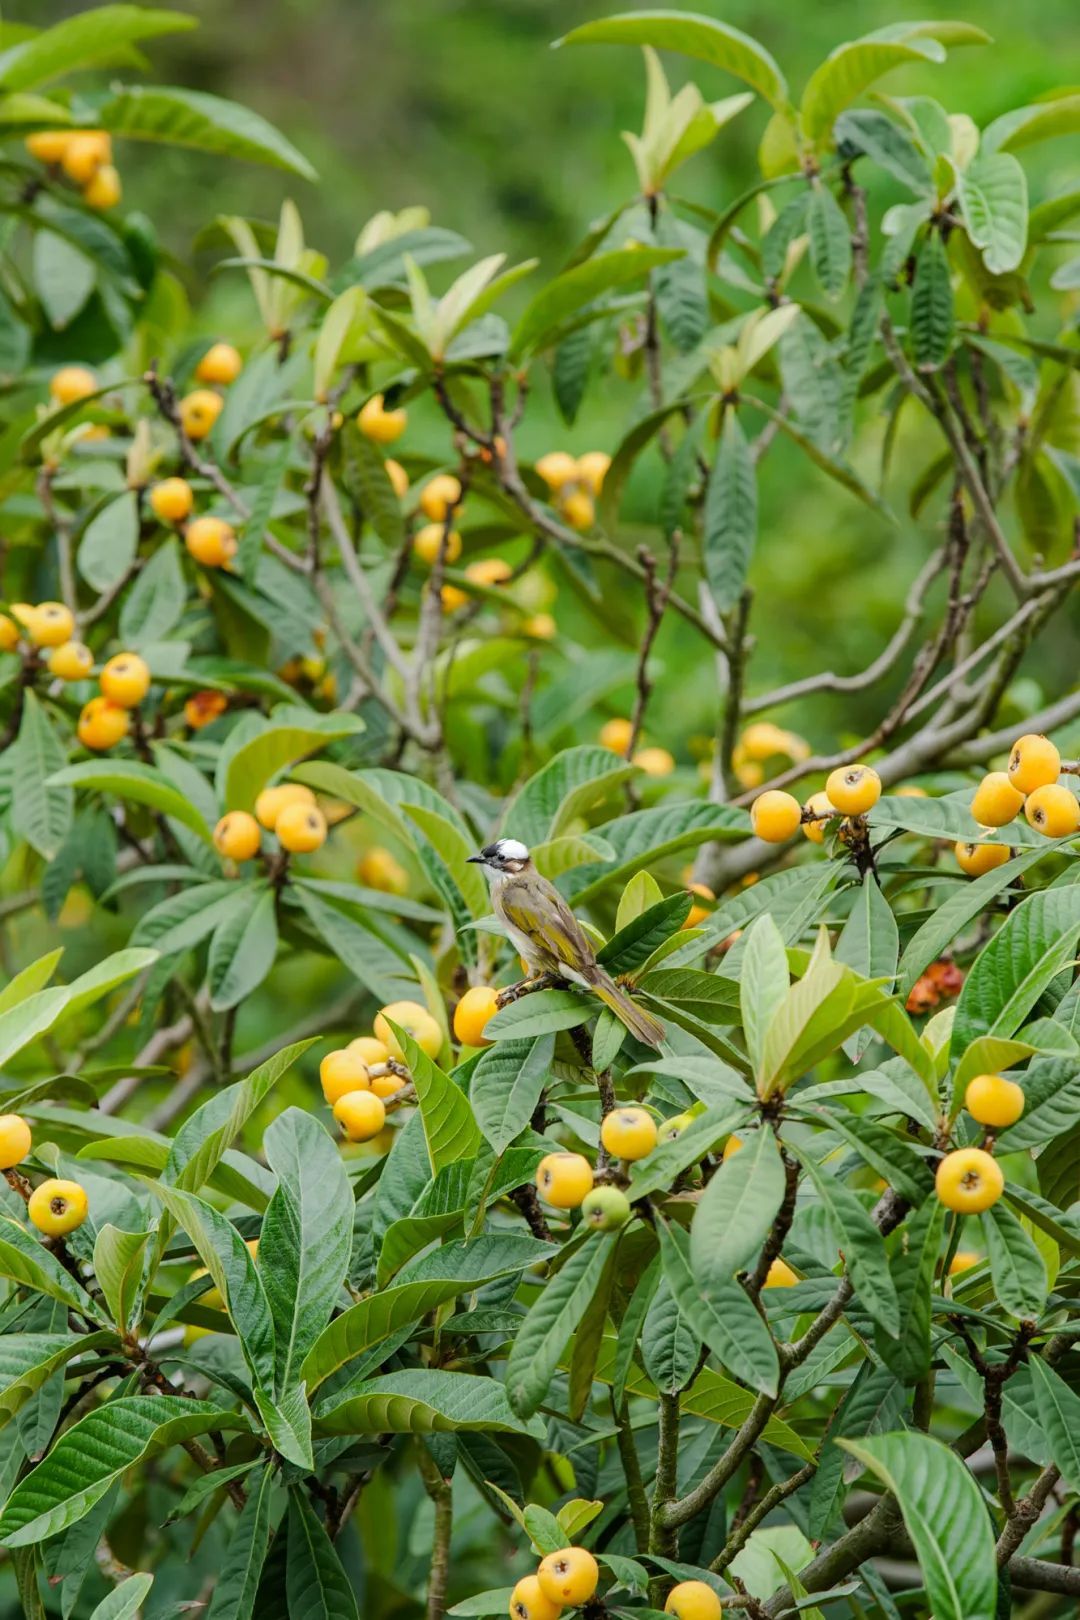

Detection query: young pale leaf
xmin=99 ymin=83 xmax=316 ymax=178
xmin=956 ymin=153 xmax=1028 ymax=274
xmin=740 ymin=915 xmax=789 ymax=1078
xmin=556 ymin=12 xmax=791 ymax=113
xmin=0 ymin=1396 xmax=246 ymax=1546
xmin=88 ymin=1574 xmax=155 ymax=1620
xmin=839 ymin=1431 xmax=996 ymax=1620
xmin=703 ymin=409 xmax=756 ymax=613
xmin=690 ymin=1123 xmax=785 ymax=1284
xmin=92 ymin=1225 xmax=151 ymax=1335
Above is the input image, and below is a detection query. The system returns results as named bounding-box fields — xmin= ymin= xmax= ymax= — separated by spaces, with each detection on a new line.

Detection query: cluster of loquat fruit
xmin=25 ymin=128 xmax=122 ymax=210
xmin=934 ymin=1071 xmax=1026 ymax=1216
xmin=214 ymin=780 xmax=329 ymax=862
xmin=0 ymin=1113 xmax=88 ymax=1237
xmin=357 ymin=393 xmax=558 ymax=637
xmin=319 ymin=998 xmax=443 ymax=1144
xmin=0 ymin=597 xmax=155 ymax=750
xmin=598 ymin=715 xmax=676 ymax=779
xmin=511 ymin=1544 xmax=724 ymax=1620
xmin=534 ymin=450 xmax=610 ymax=533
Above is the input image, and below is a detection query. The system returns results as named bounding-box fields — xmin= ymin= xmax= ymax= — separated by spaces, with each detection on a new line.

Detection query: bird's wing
xmin=499 ymin=876 xmax=598 ymax=973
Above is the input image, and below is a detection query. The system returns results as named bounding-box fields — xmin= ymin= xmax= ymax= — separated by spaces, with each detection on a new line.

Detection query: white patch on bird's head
xmin=468 ymin=838 xmax=531 ymax=875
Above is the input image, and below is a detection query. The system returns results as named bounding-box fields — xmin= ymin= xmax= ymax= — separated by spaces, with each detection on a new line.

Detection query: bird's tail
xmin=587 ymin=968 xmax=665 ymax=1048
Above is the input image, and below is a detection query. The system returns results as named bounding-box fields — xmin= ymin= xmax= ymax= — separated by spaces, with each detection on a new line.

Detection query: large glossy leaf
xmin=316 ymin=1369 xmax=544 ymax=1439
xmin=796 ymin=1150 xmax=900 ymax=1336
xmin=0 ymin=1214 xmax=102 ymax=1319
xmin=485 ymin=989 xmax=592 ymax=1039
xmin=0 ymin=1333 xmax=116 ymax=1428
xmin=897 ymin=845 xmax=1047 ymax=997
xmin=285 ymin=1488 xmax=359 ymax=1620
xmin=657 ymin=1217 xmax=779 ymax=1396
xmin=292 ymin=884 xmax=416 ymax=1004
xmin=99 ymin=83 xmax=315 ymax=178
xmin=302 ymin=1276 xmax=493 ymax=1392
xmin=690 ymin=1123 xmax=785 ymax=1284
xmin=506 ymin=1236 xmax=616 ymax=1416
xmin=89 ymin=1574 xmax=155 ymax=1620
xmin=206 ymin=1467 xmax=278 ymax=1620
xmin=839 ymin=1432 xmax=996 ymax=1620
xmin=997 ymin=1057 xmax=1080 ymax=1150
xmin=389 ymin=1022 xmax=482 ymax=1173
xmin=956 ymin=153 xmax=1028 ymax=274
xmin=49 ymin=759 xmax=213 ymax=842
xmin=557 ymin=11 xmax=791 ymax=112
xmin=1028 ymin=1355 xmax=1080 ymax=1494
xmin=223 ymin=714 xmax=363 ymax=811
xmin=507 ymin=744 xmax=637 ymax=848
xmin=703 ymin=409 xmax=756 ymax=613
xmin=0 ymin=1396 xmax=246 ymax=1546
xmin=952 ymin=886 xmax=1080 ymax=1055
xmin=980 ymin=1200 xmax=1047 ymax=1320
xmin=92 ymin=1226 xmax=150 ymax=1336
xmin=627 ymin=1101 xmax=748 ymax=1200
xmin=11 ymin=691 xmax=72 ymax=859
xmin=470 ymin=1033 xmax=554 ymax=1155
xmin=801 ymin=38 xmax=945 ymax=145
xmin=911 ymin=231 xmax=953 ymax=370
xmin=509 ymin=247 xmax=682 ymax=359
xmin=208 ymin=885 xmax=278 ymax=1011
xmin=0 ymin=6 xmax=194 ymax=89
xmin=162 ymin=1038 xmax=315 ymax=1196
xmin=877 ymin=1198 xmax=943 ymax=1383
xmin=260 ymin=1109 xmax=352 ymax=1394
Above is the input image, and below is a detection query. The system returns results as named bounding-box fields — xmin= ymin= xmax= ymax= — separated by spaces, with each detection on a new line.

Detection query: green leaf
xmin=49 ymin=759 xmax=212 ymax=842
xmin=796 ymin=1149 xmax=900 ymax=1336
xmin=897 ymin=845 xmax=1046 ymax=998
xmin=690 ymin=1123 xmax=785 ymax=1282
xmin=808 ymin=183 xmax=852 ymax=298
xmin=877 ymin=1197 xmax=944 ymax=1382
xmin=99 ymin=83 xmax=316 ymax=178
xmin=163 ymin=1039 xmax=316 ymax=1197
xmin=291 ymin=885 xmax=416 ymax=1005
xmin=12 ymin=691 xmax=72 ymax=860
xmin=316 ymin=1369 xmax=543 ymax=1439
xmin=703 ymin=409 xmax=756 ymax=613
xmin=834 ymin=108 xmax=932 ymax=193
xmin=0 ymin=948 xmax=63 ymax=1016
xmin=952 ymin=886 xmax=1080 ymax=1055
xmin=390 ymin=1021 xmax=483 ymax=1173
xmin=89 ymin=1574 xmax=155 ymax=1620
xmin=302 ymin=1275 xmax=493 ymax=1393
xmin=206 ymin=1467 xmax=277 ymax=1620
xmin=507 ymin=743 xmax=637 ymax=847
xmin=208 ymin=885 xmax=278 ymax=1011
xmin=981 ymin=1200 xmax=1047 ymax=1320
xmin=656 ymin=1217 xmax=779 ymax=1396
xmin=471 ymin=1034 xmax=554 ymax=1155
xmin=627 ymin=1102 xmax=748 ymax=1200
xmin=0 ymin=1333 xmax=116 ymax=1428
xmin=340 ymin=422 xmax=405 ymax=549
xmin=78 ymin=491 xmax=139 ymax=594
xmin=839 ymin=1431 xmax=996 ymax=1620
xmin=556 ymin=12 xmax=791 ymax=114
xmin=997 ymin=1058 xmax=1080 ymax=1151
xmin=119 ymin=537 xmax=185 ymax=643
xmin=598 ymin=893 xmax=692 ymax=975
xmin=0 ymin=1395 xmax=246 ymax=1546
xmin=34 ymin=230 xmax=95 ymax=330
xmin=641 ymin=1277 xmax=701 ymax=1394
xmin=285 ymin=1488 xmax=359 ymax=1620
xmin=956 ymin=153 xmax=1028 ymax=274
xmin=0 ymin=6 xmax=195 ymax=89
xmin=740 ymin=915 xmax=790 ymax=1079
xmin=509 ymin=247 xmax=683 ymax=359
xmin=260 ymin=1108 xmax=352 ymax=1394
xmin=984 ymin=94 xmax=1080 ymax=156
xmin=801 ymin=38 xmax=946 ymax=146
xmin=92 ymin=1226 xmax=150 ymax=1335
xmin=1028 ymin=1356 xmax=1080 ymax=1494
xmin=255 ymin=1382 xmax=312 ymax=1471
xmin=0 ymin=1214 xmax=102 ymax=1318
xmin=223 ymin=714 xmax=364 ymax=812
xmin=485 ymin=990 xmax=592 ymax=1040
xmin=911 ymin=231 xmax=953 ymax=370
xmin=506 ymin=1236 xmax=616 ymax=1415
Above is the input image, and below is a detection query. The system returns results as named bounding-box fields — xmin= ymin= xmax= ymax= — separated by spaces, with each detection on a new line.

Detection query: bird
xmin=467 ymin=838 xmax=665 ymax=1047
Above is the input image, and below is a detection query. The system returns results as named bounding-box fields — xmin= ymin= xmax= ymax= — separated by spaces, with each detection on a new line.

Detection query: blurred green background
xmin=14 ymin=1 xmax=1080 ymax=758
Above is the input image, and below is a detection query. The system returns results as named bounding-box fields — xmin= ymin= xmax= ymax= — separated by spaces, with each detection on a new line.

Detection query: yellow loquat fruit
xmin=750 ymin=789 xmax=802 ymax=843
xmin=764 ymin=1257 xmax=798 ymax=1288
xmin=955 ymin=839 xmax=1010 ymax=876
xmin=374 ymin=999 xmax=443 ymax=1061
xmin=321 ymin=1048 xmax=372 ymax=1104
xmin=970 ymin=772 xmax=1024 ymax=828
xmin=600 ymin=1106 xmax=658 ymax=1161
xmin=195 ymin=343 xmax=243 ymax=386
xmin=276 ymin=803 xmax=328 ymax=853
xmin=28 ymin=1178 xmax=88 ymax=1236
xmin=255 ymin=782 xmax=315 ymax=830
xmin=358 ymin=393 xmax=407 ymax=444
xmin=420 ymin=474 xmax=462 ymax=522
xmin=634 ymin=746 xmax=675 ymax=777
xmin=385 ymin=458 xmax=409 ymax=498
xmin=825 ymin=764 xmax=881 ymax=816
xmin=1024 ymin=783 xmax=1080 ymax=838
xmin=965 ymin=1073 xmax=1025 ymax=1129
xmin=357 ymin=847 xmax=409 ymax=895
xmin=576 ymin=451 xmax=611 ymax=495
xmin=49 ymin=365 xmax=96 ymax=407
xmin=82 ymin=164 xmax=121 ymax=210
xmin=535 ymin=1151 xmax=593 ymax=1209
xmin=333 ymin=1089 xmax=386 ymax=1143
xmin=60 ymin=131 xmax=111 ymax=184
xmin=510 ymin=1576 xmax=562 ymax=1620
xmin=665 ymin=1583 xmax=722 ymax=1620
xmin=935 ymin=1147 xmax=1003 ymax=1213
xmin=100 ymin=653 xmax=150 ymax=708
xmin=1008 ymin=733 xmax=1060 ymax=795
xmin=599 ymin=717 xmax=633 ymax=755
xmin=178 ymin=389 xmax=224 ymax=441
xmin=537 ymin=1548 xmax=599 ymax=1608
xmin=0 ymin=1114 xmax=32 ymax=1170
xmin=453 ymin=985 xmax=500 ymax=1048
xmin=149 ymin=477 xmax=194 ymax=524
xmin=534 ymin=451 xmax=578 ymax=492
xmin=26 ymin=602 xmax=75 ymax=648
xmin=413 ymin=524 xmax=462 ymax=566
xmin=47 ymin=641 xmax=93 ymax=681
xmin=77 ymin=696 xmax=129 ymax=750
xmin=213 ymin=812 xmax=262 ymax=863
xmin=185 ymin=516 xmax=236 ymax=568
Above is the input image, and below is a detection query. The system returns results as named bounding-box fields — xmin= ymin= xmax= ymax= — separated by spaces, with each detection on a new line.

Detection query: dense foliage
xmin=2 ymin=5 xmax=1080 ymax=1618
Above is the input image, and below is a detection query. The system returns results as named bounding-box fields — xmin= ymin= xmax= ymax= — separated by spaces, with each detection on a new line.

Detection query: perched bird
xmin=467 ymin=838 xmax=665 ymax=1047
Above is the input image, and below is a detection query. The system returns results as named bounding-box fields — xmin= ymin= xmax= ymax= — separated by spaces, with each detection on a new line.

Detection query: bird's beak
xmin=466 ymin=854 xmax=484 ymax=864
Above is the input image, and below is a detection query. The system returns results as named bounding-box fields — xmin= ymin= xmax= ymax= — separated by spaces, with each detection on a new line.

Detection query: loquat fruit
xmin=47 ymin=641 xmax=93 ymax=681
xmin=28 ymin=1177 xmax=88 ymax=1236
xmin=740 ymin=722 xmax=794 ymax=762
xmin=0 ymin=614 xmax=18 ymax=652
xmin=600 ymin=1106 xmax=658 ymax=1161
xmin=764 ymin=1257 xmax=798 ymax=1288
xmin=441 ymin=585 xmax=468 ymax=613
xmin=0 ymin=1114 xmax=32 ymax=1170
xmin=82 ymin=164 xmax=121 ymax=210
xmin=358 ymin=393 xmax=407 ymax=444
xmin=537 ymin=1549 xmax=599 ymax=1608
xmin=965 ymin=1073 xmax=1025 ymax=1129
xmin=213 ymin=811 xmax=262 ymax=863
xmin=665 ymin=1583 xmax=722 ymax=1620
xmin=464 ymin=557 xmax=512 ymax=589
xmin=576 ymin=451 xmax=611 ymax=495
xmin=149 ymin=477 xmax=194 ymax=524
xmin=599 ymin=717 xmax=633 ymax=755
xmin=370 ymin=1068 xmax=407 ymax=1100
xmin=413 ymin=523 xmax=462 ymax=566
xmin=49 ymin=365 xmax=96 ymax=407
xmin=195 ymin=343 xmax=243 ymax=386
xmin=178 ymin=389 xmax=224 ymax=441
xmin=60 ymin=131 xmax=111 ymax=184
xmin=750 ymin=789 xmax=802 ymax=843
xmin=534 ymin=451 xmax=578 ymax=492
xmin=25 ymin=130 xmax=73 ymax=166
xmin=321 ymin=1048 xmax=372 ymax=1105
xmin=420 ymin=474 xmax=462 ymax=522
xmin=185 ymin=515 xmax=236 ymax=569
xmin=1024 ymin=783 xmax=1080 ymax=838
xmin=634 ymin=746 xmax=675 ymax=777
xmin=949 ymin=1250 xmax=981 ymax=1276
xmin=523 ymin=612 xmax=555 ymax=639
xmin=510 ymin=1576 xmax=562 ymax=1620
xmin=560 ymin=489 xmax=595 ymax=531
xmin=722 ymin=1135 xmax=743 ymax=1161
xmin=357 ymin=847 xmax=409 ymax=895
xmin=100 ymin=652 xmax=150 ymax=708
xmin=374 ymin=999 xmax=443 ymax=1061
xmin=26 ymin=602 xmax=75 ymax=648
xmin=970 ymin=772 xmax=1024 ymax=828
xmin=276 ymin=803 xmax=328 ymax=853
xmin=347 ymin=1035 xmax=390 ymax=1068
xmin=955 ymin=839 xmax=1010 ymax=876
xmin=659 ymin=1112 xmax=694 ymax=1143
xmin=935 ymin=1147 xmax=1003 ymax=1213
xmin=802 ymin=790 xmax=834 ymax=844
xmin=184 ymin=690 xmax=228 ymax=730
xmin=77 ymin=696 xmax=129 ymax=750
xmin=255 ymin=782 xmax=315 ymax=830
xmin=453 ymin=985 xmax=500 ymax=1048
xmin=581 ymin=1186 xmax=632 ymax=1231
xmin=1008 ymin=733 xmax=1060 ymax=795
xmin=684 ymin=883 xmax=713 ymax=928
xmin=825 ymin=764 xmax=881 ymax=816
xmin=385 ymin=458 xmax=409 ymax=498
xmin=535 ymin=1151 xmax=593 ymax=1209
xmin=333 ymin=1088 xmax=386 ymax=1142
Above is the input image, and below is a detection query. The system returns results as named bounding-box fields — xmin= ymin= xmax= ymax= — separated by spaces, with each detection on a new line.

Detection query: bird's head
xmin=467 ymin=838 xmax=531 ymax=875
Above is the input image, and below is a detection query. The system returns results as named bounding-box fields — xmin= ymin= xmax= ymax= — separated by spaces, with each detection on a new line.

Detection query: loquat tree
xmin=1 ymin=5 xmax=1080 ymax=1618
